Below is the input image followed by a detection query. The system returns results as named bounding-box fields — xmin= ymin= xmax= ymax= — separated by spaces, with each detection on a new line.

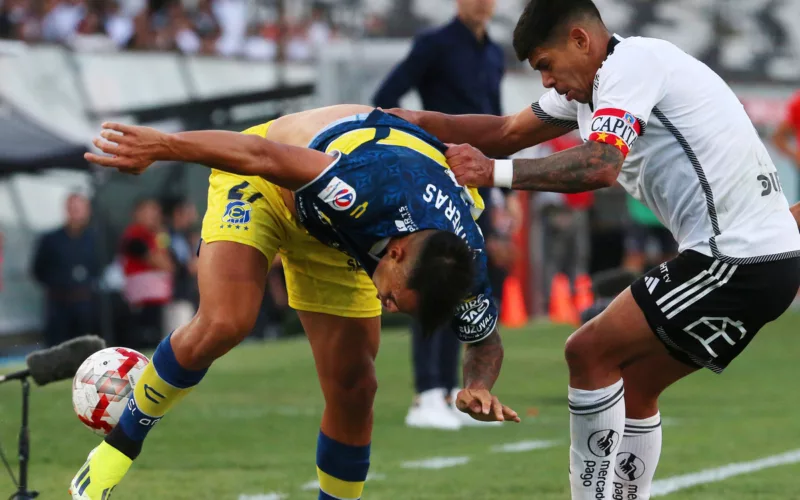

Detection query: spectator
xmin=120 ymin=198 xmax=173 ymax=349
xmin=373 ymin=0 xmax=502 ymax=430
xmin=32 ymin=193 xmax=98 ymax=347
xmin=162 ymin=197 xmax=199 ymax=334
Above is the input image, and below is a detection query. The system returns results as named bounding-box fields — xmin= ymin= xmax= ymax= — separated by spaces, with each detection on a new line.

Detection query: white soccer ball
xmin=72 ymin=347 xmax=150 ymax=436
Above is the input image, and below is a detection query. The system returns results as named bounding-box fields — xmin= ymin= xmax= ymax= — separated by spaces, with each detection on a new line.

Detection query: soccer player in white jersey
xmin=388 ymin=0 xmax=800 ymax=498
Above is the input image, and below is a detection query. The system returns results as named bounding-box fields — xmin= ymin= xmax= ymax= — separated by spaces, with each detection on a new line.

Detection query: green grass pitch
xmin=2 ymin=313 xmax=799 ymax=499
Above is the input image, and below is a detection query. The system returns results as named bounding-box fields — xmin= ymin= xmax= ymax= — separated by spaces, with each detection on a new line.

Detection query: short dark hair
xmin=408 ymin=231 xmax=476 ymax=335
xmin=513 ymin=0 xmax=604 ymax=61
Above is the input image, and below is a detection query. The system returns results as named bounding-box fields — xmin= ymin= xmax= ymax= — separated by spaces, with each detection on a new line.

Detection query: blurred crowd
xmin=31 ymin=193 xmax=289 ymax=349
xmin=0 ymin=0 xmax=335 ymax=60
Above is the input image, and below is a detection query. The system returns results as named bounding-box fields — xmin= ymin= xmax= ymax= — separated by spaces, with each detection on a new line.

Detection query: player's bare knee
xmin=564 ymin=321 xmax=599 ymax=371
xmin=324 ymin=368 xmax=378 ymax=412
xmin=173 ymin=312 xmax=254 ymax=369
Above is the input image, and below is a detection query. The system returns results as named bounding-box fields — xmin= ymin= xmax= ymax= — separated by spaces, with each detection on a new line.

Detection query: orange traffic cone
xmin=549 ymin=273 xmax=579 ymax=326
xmin=574 ymin=274 xmax=594 ymax=314
xmin=500 ymin=275 xmax=528 ymax=328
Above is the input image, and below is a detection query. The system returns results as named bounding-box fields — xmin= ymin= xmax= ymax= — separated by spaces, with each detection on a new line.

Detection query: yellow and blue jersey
xmin=295 ymin=109 xmax=498 ymax=342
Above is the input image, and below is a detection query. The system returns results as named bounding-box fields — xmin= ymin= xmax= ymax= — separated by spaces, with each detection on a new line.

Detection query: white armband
xmin=492 ymin=160 xmax=514 ymax=188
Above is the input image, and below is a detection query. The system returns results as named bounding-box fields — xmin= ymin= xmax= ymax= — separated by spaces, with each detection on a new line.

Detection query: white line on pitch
xmin=491 ymin=440 xmax=560 ymax=453
xmin=237 ymin=493 xmax=287 ymax=500
xmin=300 ymin=473 xmax=386 ymax=491
xmin=651 ymin=448 xmax=800 ymax=496
xmin=401 ymin=456 xmax=471 ymax=469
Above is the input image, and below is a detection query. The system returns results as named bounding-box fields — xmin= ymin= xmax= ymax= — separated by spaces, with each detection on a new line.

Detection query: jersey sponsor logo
xmin=397 ymin=206 xmax=418 ymax=232
xmin=318 ymin=176 xmax=357 ymax=211
xmin=757 ymin=173 xmax=783 ymax=196
xmin=588 ymin=429 xmax=620 ymax=458
xmin=222 ymin=200 xmax=252 ymax=225
xmin=457 ymin=294 xmax=491 ymax=325
xmin=589 ymin=108 xmax=642 ymax=157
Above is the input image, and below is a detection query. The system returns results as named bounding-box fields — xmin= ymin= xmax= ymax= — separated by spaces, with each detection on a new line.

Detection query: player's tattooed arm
xmin=447 ymin=140 xmax=624 ymax=193
xmin=511 ymin=141 xmax=625 ymax=192
xmin=458 ymin=329 xmax=520 ymax=423
xmin=463 ymin=328 xmax=504 ymax=391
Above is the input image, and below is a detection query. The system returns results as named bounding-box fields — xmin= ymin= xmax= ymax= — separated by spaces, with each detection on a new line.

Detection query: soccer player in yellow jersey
xmin=70 ymin=104 xmax=519 ymax=500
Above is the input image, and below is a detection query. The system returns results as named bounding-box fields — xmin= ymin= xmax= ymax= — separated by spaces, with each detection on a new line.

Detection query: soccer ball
xmin=72 ymin=347 xmax=150 ymax=436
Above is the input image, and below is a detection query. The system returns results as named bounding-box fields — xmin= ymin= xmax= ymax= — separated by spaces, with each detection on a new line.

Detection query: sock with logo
xmin=613 ymin=413 xmax=662 ymax=500
xmin=568 ymin=379 xmax=625 ymax=500
xmin=316 ymin=431 xmax=370 ymax=500
xmin=105 ymin=334 xmax=207 ymax=460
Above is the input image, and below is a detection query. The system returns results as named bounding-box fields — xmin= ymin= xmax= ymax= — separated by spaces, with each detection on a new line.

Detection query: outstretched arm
xmin=772 ymin=119 xmax=800 ymax=168
xmin=456 ymin=329 xmax=520 ymax=423
xmin=387 ymin=105 xmax=571 ymax=158
xmin=86 ymin=123 xmax=333 ymax=191
xmin=446 ymin=140 xmax=625 ymax=193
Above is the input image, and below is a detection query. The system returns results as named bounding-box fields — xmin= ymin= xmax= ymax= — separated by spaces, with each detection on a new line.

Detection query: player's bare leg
xmin=71 ymin=242 xmax=268 ymax=499
xmin=302 ymin=311 xmax=380 ymax=500
xmin=563 ymin=288 xmax=669 ymax=500
xmin=614 ymin=352 xmax=697 ymax=500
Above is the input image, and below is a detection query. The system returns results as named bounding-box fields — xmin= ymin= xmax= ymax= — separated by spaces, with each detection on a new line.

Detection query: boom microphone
xmin=0 ymin=335 xmax=106 ymax=386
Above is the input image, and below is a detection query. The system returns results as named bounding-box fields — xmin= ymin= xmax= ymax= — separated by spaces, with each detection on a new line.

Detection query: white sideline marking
xmin=401 ymin=456 xmax=470 ymax=469
xmin=651 ymin=448 xmax=800 ymax=496
xmin=237 ymin=493 xmax=287 ymax=500
xmin=300 ymin=473 xmax=386 ymax=491
xmin=491 ymin=440 xmax=560 ymax=453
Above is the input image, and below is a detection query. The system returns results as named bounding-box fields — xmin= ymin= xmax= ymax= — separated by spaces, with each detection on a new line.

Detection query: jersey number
xmin=227 ymin=181 xmax=264 ymax=203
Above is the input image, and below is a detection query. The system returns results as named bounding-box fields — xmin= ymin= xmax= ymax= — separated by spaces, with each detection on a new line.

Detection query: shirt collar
xmin=607 ymin=33 xmax=623 ymax=58
xmin=451 ymin=16 xmax=491 ymax=46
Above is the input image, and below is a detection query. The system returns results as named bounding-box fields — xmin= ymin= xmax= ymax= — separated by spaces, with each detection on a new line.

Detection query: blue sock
xmin=316 ymin=431 xmax=370 ymax=500
xmin=108 ymin=334 xmax=207 ymax=459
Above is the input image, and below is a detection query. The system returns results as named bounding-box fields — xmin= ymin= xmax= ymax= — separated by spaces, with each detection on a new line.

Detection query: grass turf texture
xmin=1 ymin=313 xmax=799 ymax=499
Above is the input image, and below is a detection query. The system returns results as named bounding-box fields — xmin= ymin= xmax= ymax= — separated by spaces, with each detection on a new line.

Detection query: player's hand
xmin=455 ymin=388 xmax=521 ymax=423
xmin=445 ymin=143 xmax=494 ymax=188
xmin=85 ymin=122 xmax=169 ymax=175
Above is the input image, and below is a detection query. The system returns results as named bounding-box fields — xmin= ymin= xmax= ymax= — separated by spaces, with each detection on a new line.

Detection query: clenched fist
xmin=445 ymin=143 xmax=494 ymax=187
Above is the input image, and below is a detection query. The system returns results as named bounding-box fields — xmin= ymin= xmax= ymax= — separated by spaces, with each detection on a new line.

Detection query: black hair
xmin=513 ymin=0 xmax=604 ymax=62
xmin=407 ymin=231 xmax=476 ymax=335
xmin=161 ymin=196 xmax=189 ymax=220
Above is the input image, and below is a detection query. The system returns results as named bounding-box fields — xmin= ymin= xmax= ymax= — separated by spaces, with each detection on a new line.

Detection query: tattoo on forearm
xmin=463 ymin=330 xmax=504 ymax=390
xmin=512 ymin=141 xmax=625 ymax=193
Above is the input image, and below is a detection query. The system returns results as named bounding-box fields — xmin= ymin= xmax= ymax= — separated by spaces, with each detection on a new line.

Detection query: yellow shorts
xmin=200 ymin=122 xmax=381 ymax=318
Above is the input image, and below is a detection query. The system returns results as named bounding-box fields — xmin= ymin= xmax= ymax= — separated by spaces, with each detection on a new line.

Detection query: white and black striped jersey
xmin=534 ymin=34 xmax=800 ymax=264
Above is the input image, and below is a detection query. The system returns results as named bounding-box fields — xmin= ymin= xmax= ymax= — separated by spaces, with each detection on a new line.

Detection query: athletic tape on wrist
xmin=493 ymin=160 xmax=514 ymax=188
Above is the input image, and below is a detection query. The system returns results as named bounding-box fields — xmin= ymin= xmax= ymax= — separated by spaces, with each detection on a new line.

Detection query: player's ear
xmin=570 ymin=27 xmax=590 ymax=52
xmin=388 ymin=244 xmax=406 ymax=262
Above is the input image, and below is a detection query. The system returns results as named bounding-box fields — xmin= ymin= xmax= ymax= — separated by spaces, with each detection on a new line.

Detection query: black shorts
xmin=631 ymin=250 xmax=800 ymax=373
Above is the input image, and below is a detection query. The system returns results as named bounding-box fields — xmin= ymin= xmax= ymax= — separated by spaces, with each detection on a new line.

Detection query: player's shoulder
xmin=600 ymin=36 xmax=689 ymax=74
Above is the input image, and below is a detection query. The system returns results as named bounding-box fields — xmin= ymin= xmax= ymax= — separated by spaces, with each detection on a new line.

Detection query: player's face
xmin=529 ymin=29 xmax=597 ymax=104
xmin=372 ymin=252 xmax=420 ymax=316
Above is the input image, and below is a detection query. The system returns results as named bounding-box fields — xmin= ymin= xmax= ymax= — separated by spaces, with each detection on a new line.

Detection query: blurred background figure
xmin=31 ymin=193 xmax=97 ymax=347
xmin=622 ymin=195 xmax=677 ymax=275
xmin=773 ymin=89 xmax=800 ymax=190
xmin=372 ymin=0 xmax=504 ymax=430
xmin=162 ymin=197 xmax=199 ymax=336
xmin=119 ymin=198 xmax=173 ymax=349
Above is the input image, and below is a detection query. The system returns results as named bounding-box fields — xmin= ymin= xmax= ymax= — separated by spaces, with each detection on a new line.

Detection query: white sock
xmin=569 ymin=379 xmax=625 ymax=500
xmin=613 ymin=413 xmax=662 ymax=500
